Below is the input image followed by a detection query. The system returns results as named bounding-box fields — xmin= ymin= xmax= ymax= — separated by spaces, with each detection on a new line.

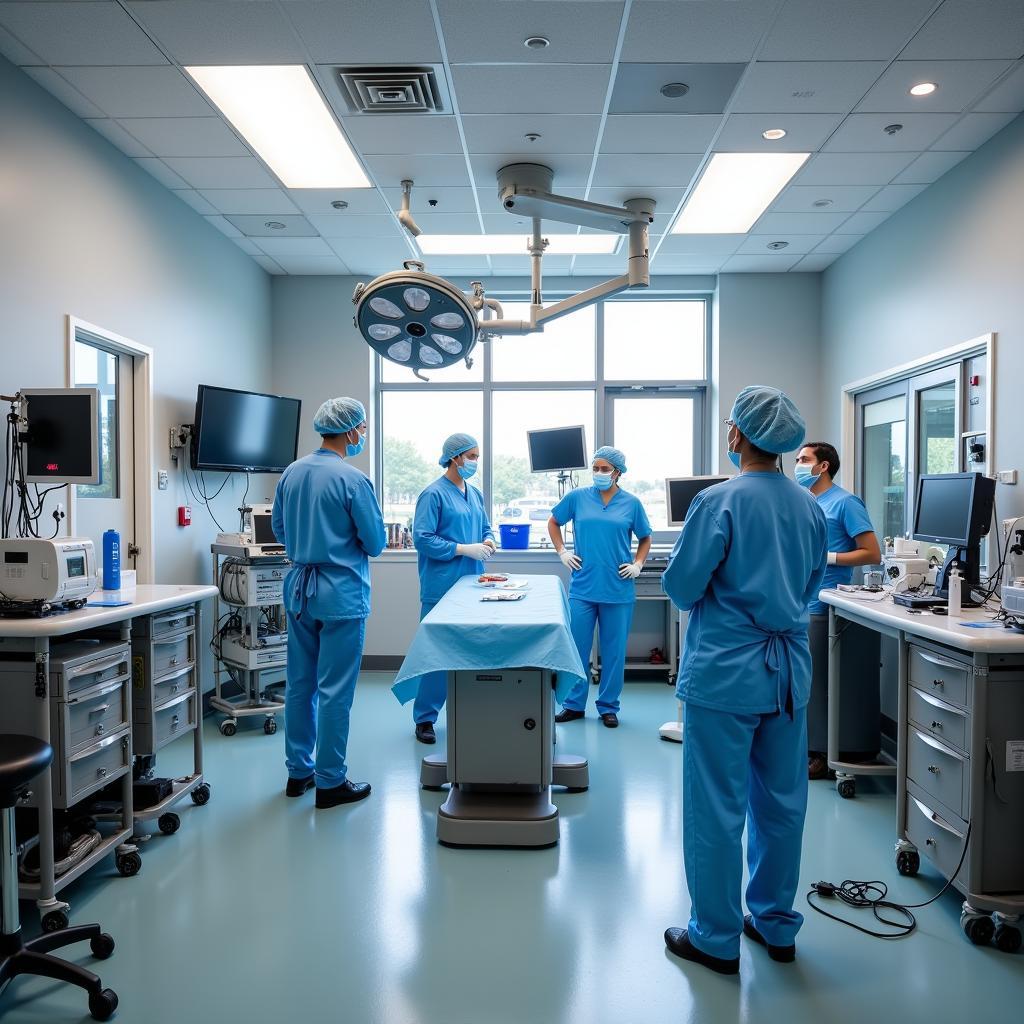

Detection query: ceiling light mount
xmin=762 ymin=128 xmax=787 ymax=141
xmin=883 ymin=123 xmax=904 ymax=135
xmin=909 ymin=82 xmax=937 ymax=97
xmin=660 ymin=82 xmax=689 ymax=99
xmin=330 ymin=200 xmax=349 ymax=211
xmin=524 ymin=36 xmax=550 ymax=49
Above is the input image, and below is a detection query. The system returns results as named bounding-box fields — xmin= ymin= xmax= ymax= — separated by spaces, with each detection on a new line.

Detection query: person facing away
xmin=271 ymin=396 xmax=386 ymax=810
xmin=661 ymin=385 xmax=828 ymax=976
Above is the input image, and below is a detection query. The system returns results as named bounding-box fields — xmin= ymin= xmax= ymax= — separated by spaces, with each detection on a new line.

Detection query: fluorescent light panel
xmin=186 ymin=65 xmax=370 ymax=189
xmin=417 ymin=234 xmax=620 ymax=255
xmin=671 ymin=152 xmax=810 ymax=234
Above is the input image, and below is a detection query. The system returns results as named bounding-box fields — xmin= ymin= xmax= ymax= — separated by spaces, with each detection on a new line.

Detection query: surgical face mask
xmin=345 ymin=430 xmax=366 ymax=458
xmin=456 ymin=458 xmax=478 ymax=481
xmin=794 ymin=463 xmax=819 ymax=488
xmin=593 ymin=471 xmax=614 ymax=490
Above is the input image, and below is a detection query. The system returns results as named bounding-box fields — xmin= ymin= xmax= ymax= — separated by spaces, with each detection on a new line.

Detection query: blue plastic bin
xmin=499 ymin=523 xmax=531 ymax=550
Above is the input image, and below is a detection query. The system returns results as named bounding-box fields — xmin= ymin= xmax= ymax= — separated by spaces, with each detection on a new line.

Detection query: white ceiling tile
xmin=306 ymin=214 xmax=405 ymax=238
xmin=224 ymin=215 xmax=317 ymax=238
xmin=161 ymin=157 xmax=277 ymax=189
xmin=171 ymin=190 xmax=219 ymax=216
xmin=859 ymin=183 xmax=929 ymax=213
xmin=823 ymin=113 xmax=960 ymax=151
xmin=714 ymin=113 xmax=843 ymax=152
xmin=855 ymin=60 xmax=1015 ymax=113
xmin=622 ymin=1 xmax=780 ymax=62
xmin=656 ymin=234 xmax=744 ymax=256
xmin=125 ymin=1 xmax=306 ymax=63
xmin=650 ymin=255 xmax=724 ymax=274
xmin=84 ymin=118 xmax=152 ymax=158
xmin=0 ymin=2 xmax=167 ymax=65
xmin=272 ymin=256 xmax=350 ymax=276
xmin=721 ymin=254 xmax=802 ymax=273
xmin=256 ymin=237 xmax=334 ymax=258
xmin=290 ymin=189 xmax=392 ymax=216
xmin=378 ymin=186 xmax=477 ymax=214
xmin=902 ymin=0 xmax=1024 ymax=60
xmin=117 ymin=117 xmax=250 ymax=158
xmin=232 ymin=238 xmax=264 ymax=257
xmin=439 ymin=1 xmax=624 ymax=63
xmin=252 ymin=254 xmax=285 ymax=275
xmin=59 ymin=67 xmax=212 ymax=118
xmin=23 ymin=67 xmax=105 ymax=118
xmin=838 ymin=210 xmax=893 ymax=234
xmin=341 ymin=115 xmax=465 ymax=156
xmin=204 ymin=216 xmax=242 ymax=239
xmin=197 ymin=188 xmax=301 ymax=215
xmin=593 ymin=154 xmax=701 ymax=188
xmin=930 ymin=112 xmax=1017 ymax=150
xmin=600 ymin=115 xmax=722 ymax=154
xmin=134 ymin=158 xmax=189 ymax=189
xmin=795 ymin=151 xmax=916 ymax=185
xmin=361 ymin=154 xmax=472 ymax=188
xmin=0 ymin=24 xmax=43 ymax=65
xmin=452 ymin=65 xmax=611 ymax=115
xmin=737 ymin=235 xmax=828 ymax=256
xmin=771 ymin=185 xmax=879 ymax=213
xmin=287 ymin=1 xmax=442 ymax=63
xmin=892 ymin=150 xmax=971 ymax=184
xmin=752 ymin=211 xmax=854 ymax=234
xmin=975 ymin=62 xmax=1024 ymax=112
xmin=792 ymin=253 xmax=840 ymax=272
xmin=760 ymin=0 xmax=937 ymax=60
xmin=462 ymin=114 xmax=602 ymax=154
xmin=471 ymin=153 xmax=595 ymax=188
xmin=730 ymin=61 xmax=887 ymax=114
xmin=414 ymin=259 xmax=487 ymax=278
xmin=326 ymin=238 xmax=416 ymax=270
xmin=813 ymin=234 xmax=865 ymax=254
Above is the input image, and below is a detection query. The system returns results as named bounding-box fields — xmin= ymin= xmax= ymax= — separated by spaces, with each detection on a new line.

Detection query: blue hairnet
xmin=439 ymin=432 xmax=478 ymax=467
xmin=313 ymin=397 xmax=366 ymax=436
xmin=593 ymin=445 xmax=627 ymax=474
xmin=730 ymin=386 xmax=805 ymax=454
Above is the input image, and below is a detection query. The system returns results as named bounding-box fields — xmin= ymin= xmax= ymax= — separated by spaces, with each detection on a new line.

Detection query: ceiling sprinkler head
xmin=330 ymin=200 xmax=349 ymax=211
xmin=660 ymin=82 xmax=689 ymax=99
xmin=767 ymin=240 xmax=789 ymax=250
xmin=265 ymin=221 xmax=286 ymax=230
xmin=524 ymin=132 xmax=542 ymax=143
xmin=524 ymin=36 xmax=550 ymax=49
xmin=883 ymin=123 xmax=904 ymax=135
xmin=812 ymin=199 xmax=833 ymax=208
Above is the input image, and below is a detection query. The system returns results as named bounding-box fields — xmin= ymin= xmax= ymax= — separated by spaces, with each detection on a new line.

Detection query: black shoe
xmin=600 ymin=713 xmax=619 ymax=728
xmin=664 ymin=928 xmax=739 ymax=976
xmin=415 ymin=722 xmax=436 ymax=744
xmin=315 ymin=779 xmax=371 ymax=809
xmin=743 ymin=915 xmax=796 ymax=963
xmin=285 ymin=775 xmax=314 ymax=798
xmin=555 ymin=708 xmax=585 ymax=723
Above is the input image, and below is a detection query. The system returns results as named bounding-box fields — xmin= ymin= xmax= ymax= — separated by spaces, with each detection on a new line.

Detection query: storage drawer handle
xmin=912 ymin=796 xmax=965 ymax=839
xmin=96 ymin=767 xmax=108 ymax=778
xmin=87 ymin=704 xmax=111 ymax=716
xmin=157 ymin=665 xmax=193 ymax=683
xmin=170 ymin=715 xmax=180 ymax=731
xmin=917 ymin=731 xmax=964 ymax=760
xmin=917 ymin=650 xmax=966 ymax=672
xmin=68 ymin=653 xmax=129 ymax=678
xmin=916 ymin=690 xmax=966 ymax=716
xmin=69 ymin=729 xmax=127 ymax=760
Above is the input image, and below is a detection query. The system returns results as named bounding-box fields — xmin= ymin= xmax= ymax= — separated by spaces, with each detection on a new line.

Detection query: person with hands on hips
xmin=410 ymin=433 xmax=496 ymax=744
xmin=547 ymin=446 xmax=652 ymax=728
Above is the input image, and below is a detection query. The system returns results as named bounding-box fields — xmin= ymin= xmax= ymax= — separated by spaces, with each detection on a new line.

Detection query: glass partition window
xmin=73 ymin=340 xmax=118 ymax=499
xmin=604 ymin=300 xmax=705 ymax=381
xmin=918 ymin=382 xmax=957 ymax=476
xmin=491 ymin=304 xmax=595 ymax=382
xmin=861 ymin=395 xmax=907 ymax=544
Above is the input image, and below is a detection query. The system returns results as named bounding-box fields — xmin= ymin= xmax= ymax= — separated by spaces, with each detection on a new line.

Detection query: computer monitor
xmin=912 ymin=472 xmax=995 ymax=596
xmin=527 ymin=425 xmax=588 ymax=474
xmin=21 ymin=388 xmax=100 ymax=485
xmin=665 ymin=476 xmax=729 ymax=527
xmin=249 ymin=505 xmax=280 ymax=547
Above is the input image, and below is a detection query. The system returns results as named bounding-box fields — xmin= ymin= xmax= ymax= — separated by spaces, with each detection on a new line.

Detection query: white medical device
xmin=883 ymin=555 xmax=929 ymax=594
xmin=0 ymin=537 xmax=97 ymax=610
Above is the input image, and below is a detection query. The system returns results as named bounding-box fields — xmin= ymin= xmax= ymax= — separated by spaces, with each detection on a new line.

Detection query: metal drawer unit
xmin=908 ymin=686 xmax=968 ymax=753
xmin=136 ymin=689 xmax=197 ymax=754
xmin=906 ymin=726 xmax=969 ymax=821
xmin=909 ymin=644 xmax=971 ymax=708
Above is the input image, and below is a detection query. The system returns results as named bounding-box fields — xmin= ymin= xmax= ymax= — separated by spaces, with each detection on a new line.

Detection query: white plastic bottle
xmin=947 ymin=566 xmax=962 ymax=618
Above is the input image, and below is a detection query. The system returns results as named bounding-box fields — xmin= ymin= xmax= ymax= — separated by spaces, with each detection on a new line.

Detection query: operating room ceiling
xmin=1 ymin=0 xmax=1022 ymax=277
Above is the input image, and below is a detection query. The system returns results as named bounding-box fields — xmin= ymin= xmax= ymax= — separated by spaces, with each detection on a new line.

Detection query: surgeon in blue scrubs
xmin=662 ymin=386 xmax=828 ymax=975
xmin=411 ymin=433 xmax=496 ymax=744
xmin=547 ymin=446 xmax=652 ymax=728
xmin=272 ymin=397 xmax=386 ymax=810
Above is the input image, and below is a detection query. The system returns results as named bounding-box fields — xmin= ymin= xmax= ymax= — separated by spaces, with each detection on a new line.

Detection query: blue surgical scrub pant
xmin=562 ymin=598 xmax=634 ymax=715
xmin=682 ymin=702 xmax=808 ymax=960
xmin=284 ymin=612 xmax=365 ymax=788
xmin=412 ymin=601 xmax=447 ymax=725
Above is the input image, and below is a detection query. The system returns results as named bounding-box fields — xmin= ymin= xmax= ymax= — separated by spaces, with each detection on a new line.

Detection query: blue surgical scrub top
xmin=551 ymin=487 xmax=652 ymax=605
xmin=414 ymin=476 xmax=495 ymax=604
xmin=662 ymin=473 xmax=828 ymax=715
xmin=271 ymin=449 xmax=387 ymax=620
xmin=811 ymin=484 xmax=875 ymax=614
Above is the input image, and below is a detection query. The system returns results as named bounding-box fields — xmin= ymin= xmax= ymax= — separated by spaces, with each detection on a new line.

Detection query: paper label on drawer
xmin=1008 ymin=741 xmax=1024 ymax=772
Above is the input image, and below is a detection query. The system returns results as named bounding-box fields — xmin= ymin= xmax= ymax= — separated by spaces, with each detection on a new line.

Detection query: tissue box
xmin=98 ymin=568 xmax=137 ymax=595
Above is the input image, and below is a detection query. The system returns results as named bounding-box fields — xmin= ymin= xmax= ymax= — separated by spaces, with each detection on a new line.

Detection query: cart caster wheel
xmin=961 ymin=912 xmax=995 ymax=946
xmin=190 ymin=783 xmax=211 ymax=806
xmin=90 ymin=932 xmax=115 ymax=960
xmin=158 ymin=812 xmax=180 ymax=835
xmin=89 ymin=987 xmax=119 ymax=1021
xmin=116 ymin=851 xmax=142 ymax=878
xmin=994 ymin=924 xmax=1022 ymax=954
xmin=837 ymin=778 xmax=856 ymax=799
xmin=896 ymin=850 xmax=920 ymax=877
xmin=220 ymin=720 xmax=237 ymax=737
xmin=264 ymin=717 xmax=278 ymax=735
xmin=41 ymin=909 xmax=69 ymax=933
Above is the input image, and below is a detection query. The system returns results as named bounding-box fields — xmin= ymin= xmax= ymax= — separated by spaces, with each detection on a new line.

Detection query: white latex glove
xmin=558 ymin=548 xmax=582 ymax=572
xmin=458 ymin=542 xmax=493 ymax=561
xmin=619 ymin=562 xmax=642 ymax=580
xmin=483 ymin=538 xmax=497 ymax=552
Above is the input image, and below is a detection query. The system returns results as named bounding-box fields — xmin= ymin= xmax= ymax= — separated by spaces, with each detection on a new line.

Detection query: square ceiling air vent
xmin=334 ymin=66 xmax=450 ymax=115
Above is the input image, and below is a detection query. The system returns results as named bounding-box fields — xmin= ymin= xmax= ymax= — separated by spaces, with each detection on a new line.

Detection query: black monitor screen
xmin=252 ymin=514 xmax=278 ymax=545
xmin=527 ymin=426 xmax=588 ymax=473
xmin=191 ymin=385 xmax=301 ymax=473
xmin=667 ymin=477 xmax=729 ymax=526
xmin=913 ymin=475 xmax=975 ymax=545
xmin=24 ymin=391 xmax=97 ymax=483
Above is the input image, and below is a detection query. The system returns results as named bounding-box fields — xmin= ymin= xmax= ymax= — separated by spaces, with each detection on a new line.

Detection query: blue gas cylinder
xmin=102 ymin=529 xmax=121 ymax=590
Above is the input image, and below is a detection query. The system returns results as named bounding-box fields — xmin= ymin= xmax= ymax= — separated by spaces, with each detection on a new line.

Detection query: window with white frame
xmin=376 ymin=296 xmax=710 ymax=544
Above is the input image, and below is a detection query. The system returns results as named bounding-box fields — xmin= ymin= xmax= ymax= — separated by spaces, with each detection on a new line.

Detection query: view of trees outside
xmin=74 ymin=341 xmax=117 ymax=499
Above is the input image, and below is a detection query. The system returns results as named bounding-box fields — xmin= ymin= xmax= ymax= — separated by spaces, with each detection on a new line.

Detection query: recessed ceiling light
xmin=524 ymin=36 xmax=550 ymax=49
xmin=812 ymin=199 xmax=833 ymax=208
xmin=767 ymin=240 xmax=789 ymax=250
xmin=186 ymin=65 xmax=371 ymax=189
xmin=265 ymin=221 xmax=286 ymax=230
xmin=671 ymin=152 xmax=810 ymax=234
xmin=762 ymin=128 xmax=787 ymax=141
xmin=883 ymin=123 xmax=904 ymax=135
xmin=660 ymin=82 xmax=689 ymax=98
xmin=416 ymin=234 xmax=619 ymax=256
xmin=909 ymin=82 xmax=937 ymax=97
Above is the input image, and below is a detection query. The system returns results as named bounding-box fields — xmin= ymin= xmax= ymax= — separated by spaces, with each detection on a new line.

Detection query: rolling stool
xmin=0 ymin=735 xmax=118 ymax=1021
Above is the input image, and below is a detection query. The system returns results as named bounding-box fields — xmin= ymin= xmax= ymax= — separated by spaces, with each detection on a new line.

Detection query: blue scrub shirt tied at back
xmin=810 ymin=483 xmax=875 ymax=614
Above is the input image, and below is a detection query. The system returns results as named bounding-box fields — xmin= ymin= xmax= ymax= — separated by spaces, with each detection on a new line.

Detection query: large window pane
xmin=381 ymin=391 xmax=483 ymax=526
xmin=73 ymin=340 xmax=117 ymax=499
xmin=862 ymin=395 xmax=906 ymax=543
xmin=612 ymin=396 xmax=695 ymax=531
xmin=918 ymin=381 xmax=957 ymax=476
xmin=491 ymin=303 xmax=595 ymax=382
xmin=604 ymin=300 xmax=705 ymax=381
xmin=491 ymin=390 xmax=594 ymax=545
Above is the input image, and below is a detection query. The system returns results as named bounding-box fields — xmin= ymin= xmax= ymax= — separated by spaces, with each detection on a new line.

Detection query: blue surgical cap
xmin=730 ymin=386 xmax=805 ymax=455
xmin=439 ymin=432 xmax=478 ymax=467
xmin=313 ymin=397 xmax=366 ymax=436
xmin=593 ymin=446 xmax=627 ymax=474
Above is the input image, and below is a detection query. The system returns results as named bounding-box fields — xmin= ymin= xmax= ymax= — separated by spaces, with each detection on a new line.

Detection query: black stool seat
xmin=0 ymin=736 xmax=53 ymax=809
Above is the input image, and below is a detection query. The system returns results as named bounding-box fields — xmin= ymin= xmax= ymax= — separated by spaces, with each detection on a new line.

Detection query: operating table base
xmin=419 ymin=754 xmax=590 ymax=792
xmin=437 ymin=787 xmax=559 ymax=848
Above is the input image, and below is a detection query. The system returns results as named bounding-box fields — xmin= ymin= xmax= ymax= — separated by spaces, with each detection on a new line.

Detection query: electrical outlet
xmin=169 ymin=427 xmax=181 ymax=450
xmin=997 ymin=469 xmax=1018 ymax=485
xmin=158 ymin=470 xmax=169 ymax=490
